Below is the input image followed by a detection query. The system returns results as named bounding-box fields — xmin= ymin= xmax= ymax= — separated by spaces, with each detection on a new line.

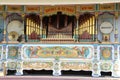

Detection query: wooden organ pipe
xmin=57 ymin=14 xmax=59 ymax=29
xmin=65 ymin=16 xmax=68 ymax=27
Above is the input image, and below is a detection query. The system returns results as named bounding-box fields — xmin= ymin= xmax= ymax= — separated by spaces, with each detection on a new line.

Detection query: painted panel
xmin=99 ymin=3 xmax=115 ymax=11
xmin=100 ymin=62 xmax=112 ymax=71
xmin=7 ymin=46 xmax=19 ymax=59
xmin=23 ymin=62 xmax=53 ymax=70
xmin=80 ymin=4 xmax=95 ymax=11
xmin=98 ymin=45 xmax=114 ymax=60
xmin=7 ymin=62 xmax=17 ymax=69
xmin=25 ymin=6 xmax=40 ymax=12
xmin=44 ymin=6 xmax=75 ymax=16
xmin=61 ymin=62 xmax=92 ymax=70
xmin=22 ymin=45 xmax=94 ymax=59
xmin=7 ymin=5 xmax=23 ymax=12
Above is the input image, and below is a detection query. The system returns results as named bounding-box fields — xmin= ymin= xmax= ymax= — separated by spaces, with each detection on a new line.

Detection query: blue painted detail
xmin=0 ymin=16 xmax=4 ymax=42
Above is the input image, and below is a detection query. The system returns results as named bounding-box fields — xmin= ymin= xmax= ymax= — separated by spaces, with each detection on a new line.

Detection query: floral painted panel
xmin=23 ymin=45 xmax=93 ymax=59
xmin=7 ymin=46 xmax=19 ymax=59
xmin=100 ymin=47 xmax=113 ymax=60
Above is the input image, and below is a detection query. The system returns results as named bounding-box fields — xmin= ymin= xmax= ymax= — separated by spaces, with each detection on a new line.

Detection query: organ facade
xmin=0 ymin=3 xmax=120 ymax=77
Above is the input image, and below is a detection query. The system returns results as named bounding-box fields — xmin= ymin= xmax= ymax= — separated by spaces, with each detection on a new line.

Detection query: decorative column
xmin=76 ymin=12 xmax=79 ymax=42
xmin=92 ymin=45 xmax=101 ymax=77
xmin=2 ymin=12 xmax=6 ymax=43
xmin=21 ymin=13 xmax=25 ymax=43
xmin=112 ymin=12 xmax=120 ymax=77
xmin=114 ymin=11 xmax=118 ymax=43
xmin=53 ymin=58 xmax=61 ymax=76
xmin=15 ymin=45 xmax=23 ymax=75
xmin=3 ymin=62 xmax=7 ymax=76
xmin=95 ymin=12 xmax=98 ymax=42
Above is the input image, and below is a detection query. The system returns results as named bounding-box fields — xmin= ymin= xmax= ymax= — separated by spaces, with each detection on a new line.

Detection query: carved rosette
xmin=100 ymin=62 xmax=112 ymax=71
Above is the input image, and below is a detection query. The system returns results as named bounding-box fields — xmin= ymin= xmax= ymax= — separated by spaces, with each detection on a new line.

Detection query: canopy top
xmin=0 ymin=0 xmax=120 ymax=5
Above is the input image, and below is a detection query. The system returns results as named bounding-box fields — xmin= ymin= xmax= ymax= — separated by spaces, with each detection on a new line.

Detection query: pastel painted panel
xmin=7 ymin=46 xmax=19 ymax=59
xmin=22 ymin=45 xmax=93 ymax=59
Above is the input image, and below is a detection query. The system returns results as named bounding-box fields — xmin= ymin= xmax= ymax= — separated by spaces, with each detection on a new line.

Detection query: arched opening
xmin=43 ymin=11 xmax=75 ymax=39
xmin=98 ymin=12 xmax=114 ymax=42
xmin=6 ymin=13 xmax=23 ymax=42
xmin=78 ymin=13 xmax=95 ymax=42
xmin=25 ymin=13 xmax=41 ymax=42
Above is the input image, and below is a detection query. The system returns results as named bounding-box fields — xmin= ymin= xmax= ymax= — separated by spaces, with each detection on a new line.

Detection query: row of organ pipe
xmin=25 ymin=13 xmax=95 ymax=41
xmin=78 ymin=14 xmax=95 ymax=40
xmin=26 ymin=17 xmax=41 ymax=40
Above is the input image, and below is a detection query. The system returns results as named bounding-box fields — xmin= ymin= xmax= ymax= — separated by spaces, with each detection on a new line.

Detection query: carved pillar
xmin=114 ymin=11 xmax=118 ymax=43
xmin=92 ymin=45 xmax=101 ymax=77
xmin=3 ymin=62 xmax=7 ymax=76
xmin=95 ymin=12 xmax=98 ymax=42
xmin=2 ymin=13 xmax=6 ymax=43
xmin=53 ymin=58 xmax=61 ymax=76
xmin=15 ymin=61 xmax=23 ymax=75
xmin=76 ymin=12 xmax=79 ymax=42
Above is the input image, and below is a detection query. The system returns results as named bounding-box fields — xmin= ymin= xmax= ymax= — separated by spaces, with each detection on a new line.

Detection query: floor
xmin=0 ymin=76 xmax=120 ymax=80
xmin=0 ymin=70 xmax=120 ymax=80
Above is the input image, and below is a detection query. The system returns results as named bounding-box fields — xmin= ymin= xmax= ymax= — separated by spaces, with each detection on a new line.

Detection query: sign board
xmin=44 ymin=6 xmax=75 ymax=16
xmin=99 ymin=3 xmax=115 ymax=11
xmin=26 ymin=6 xmax=40 ymax=12
xmin=100 ymin=22 xmax=113 ymax=34
xmin=80 ymin=5 xmax=95 ymax=11
xmin=7 ymin=5 xmax=22 ymax=12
